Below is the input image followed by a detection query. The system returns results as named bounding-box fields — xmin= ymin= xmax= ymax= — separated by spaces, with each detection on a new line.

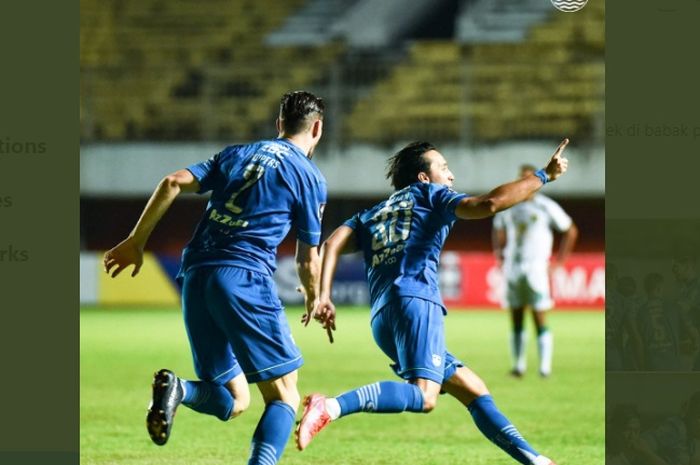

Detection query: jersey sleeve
xmin=186 ymin=151 xmax=222 ymax=194
xmin=343 ymin=213 xmax=360 ymax=230
xmin=342 ymin=213 xmax=363 ymax=251
xmin=430 ymin=184 xmax=469 ymax=223
xmin=293 ymin=172 xmax=327 ymax=246
xmin=543 ymin=198 xmax=573 ymax=232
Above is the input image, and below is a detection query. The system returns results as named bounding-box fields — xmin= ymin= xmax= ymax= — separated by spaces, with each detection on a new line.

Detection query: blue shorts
xmin=181 ymin=266 xmax=303 ymax=384
xmin=371 ymin=296 xmax=464 ymax=385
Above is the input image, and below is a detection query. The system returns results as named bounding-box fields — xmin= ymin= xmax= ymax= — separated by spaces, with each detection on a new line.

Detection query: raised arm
xmin=103 ymin=169 xmax=200 ymax=278
xmin=455 ymin=139 xmax=569 ymax=220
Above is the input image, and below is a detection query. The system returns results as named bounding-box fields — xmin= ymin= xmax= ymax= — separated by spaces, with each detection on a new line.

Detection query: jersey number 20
xmin=370 ymin=198 xmax=413 ymax=251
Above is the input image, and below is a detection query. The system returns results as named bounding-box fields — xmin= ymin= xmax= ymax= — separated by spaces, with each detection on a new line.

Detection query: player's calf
xmin=296 ymin=379 xmax=437 ymax=451
xmin=248 ymin=372 xmax=300 ymax=465
xmin=421 ymin=394 xmax=438 ymax=413
xmin=178 ymin=377 xmax=238 ymax=421
xmin=442 ymin=365 xmax=489 ymax=405
xmin=444 ymin=367 xmax=556 ymax=465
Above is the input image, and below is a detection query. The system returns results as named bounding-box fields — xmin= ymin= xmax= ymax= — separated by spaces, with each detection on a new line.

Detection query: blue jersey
xmin=344 ymin=183 xmax=468 ymax=318
xmin=179 ymin=139 xmax=327 ymax=277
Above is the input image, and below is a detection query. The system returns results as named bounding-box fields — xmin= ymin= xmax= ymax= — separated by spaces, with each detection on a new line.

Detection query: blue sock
xmin=336 ymin=381 xmax=424 ymax=416
xmin=468 ymin=395 xmax=540 ymax=464
xmin=248 ymin=401 xmax=295 ymax=465
xmin=181 ymin=380 xmax=234 ymax=421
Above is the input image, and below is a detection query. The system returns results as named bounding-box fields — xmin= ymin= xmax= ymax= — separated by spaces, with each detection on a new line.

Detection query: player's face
xmin=423 ymin=150 xmax=455 ymax=187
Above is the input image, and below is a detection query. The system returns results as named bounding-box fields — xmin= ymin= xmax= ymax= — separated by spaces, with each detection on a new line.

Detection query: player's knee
xmin=411 ymin=378 xmax=441 ymax=413
xmin=421 ymin=392 xmax=439 ymax=413
xmin=259 ymin=375 xmax=301 ymax=412
xmin=223 ymin=375 xmax=251 ymax=420
xmin=469 ymin=378 xmax=489 ymax=397
xmin=230 ymin=391 xmax=251 ymax=419
xmin=457 ymin=369 xmax=489 ymax=398
xmin=264 ymin=388 xmax=299 ymax=412
xmin=276 ymin=380 xmax=301 ymax=411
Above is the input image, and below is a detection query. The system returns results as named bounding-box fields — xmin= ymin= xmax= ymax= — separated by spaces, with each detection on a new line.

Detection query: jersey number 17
xmin=225 ymin=163 xmax=265 ymax=214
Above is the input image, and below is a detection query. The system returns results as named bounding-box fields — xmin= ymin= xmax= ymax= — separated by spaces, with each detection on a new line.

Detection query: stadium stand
xmin=344 ymin=1 xmax=604 ymax=143
xmin=80 ymin=0 xmax=603 ymax=145
xmin=457 ymin=0 xmax=552 ymax=43
xmin=80 ymin=0 xmax=342 ymax=141
xmin=266 ymin=0 xmax=361 ymax=46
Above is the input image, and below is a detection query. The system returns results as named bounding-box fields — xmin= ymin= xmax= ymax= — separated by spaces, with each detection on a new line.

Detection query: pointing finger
xmin=554 ymin=138 xmax=570 ymax=158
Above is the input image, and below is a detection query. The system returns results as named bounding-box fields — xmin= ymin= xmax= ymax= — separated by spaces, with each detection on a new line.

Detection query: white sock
xmin=178 ymin=378 xmax=187 ymax=397
xmin=510 ymin=331 xmax=527 ymax=373
xmin=532 ymin=455 xmax=553 ymax=465
xmin=538 ymin=330 xmax=553 ymax=375
xmin=325 ymin=397 xmax=341 ymax=421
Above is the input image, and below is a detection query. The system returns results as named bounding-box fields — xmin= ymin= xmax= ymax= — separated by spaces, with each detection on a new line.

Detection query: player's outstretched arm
xmin=455 ymin=138 xmax=569 ymax=220
xmin=103 ymin=169 xmax=200 ymax=278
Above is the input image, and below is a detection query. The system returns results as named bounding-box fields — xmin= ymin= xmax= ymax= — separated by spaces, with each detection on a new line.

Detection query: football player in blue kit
xmin=295 ymin=140 xmax=570 ymax=465
xmin=103 ymin=91 xmax=327 ymax=465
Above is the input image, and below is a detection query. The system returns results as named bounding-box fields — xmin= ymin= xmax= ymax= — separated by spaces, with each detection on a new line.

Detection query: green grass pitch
xmin=80 ymin=307 xmax=604 ymax=465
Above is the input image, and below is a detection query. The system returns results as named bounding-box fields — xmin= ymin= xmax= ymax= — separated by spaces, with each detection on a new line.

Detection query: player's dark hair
xmin=279 ymin=90 xmax=325 ymax=135
xmin=386 ymin=141 xmax=436 ymax=190
xmin=520 ymin=164 xmax=537 ymax=173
